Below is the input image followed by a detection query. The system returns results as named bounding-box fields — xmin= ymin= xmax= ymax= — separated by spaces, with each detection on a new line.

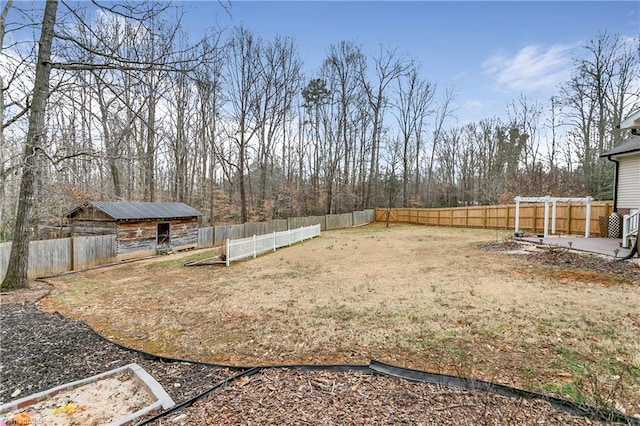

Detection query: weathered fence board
xmin=214 ymin=224 xmax=245 ymax=246
xmin=244 ymin=222 xmax=270 ymax=237
xmin=272 ymin=219 xmax=289 ymax=232
xmin=73 ymin=235 xmax=116 ymax=270
xmin=288 ymin=215 xmax=326 ymax=231
xmin=326 ymin=213 xmax=353 ymax=230
xmin=376 ymin=201 xmax=614 ymax=237
xmin=28 ymin=238 xmax=72 ymax=278
xmin=353 ymin=209 xmax=375 ymax=226
xmin=198 ymin=227 xmax=214 ymax=247
xmin=0 ymin=241 xmax=11 ymax=281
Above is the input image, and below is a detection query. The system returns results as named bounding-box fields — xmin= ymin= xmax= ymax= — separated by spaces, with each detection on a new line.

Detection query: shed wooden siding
xmin=71 ymin=219 xmax=117 ymax=236
xmin=616 ymin=153 xmax=640 ymax=210
xmin=170 ymin=220 xmax=200 ymax=247
xmin=115 ymin=218 xmax=198 ymax=255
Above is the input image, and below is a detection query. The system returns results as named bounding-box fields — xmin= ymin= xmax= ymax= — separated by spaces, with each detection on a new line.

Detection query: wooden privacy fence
xmin=0 ymin=235 xmax=116 ymax=281
xmin=375 ymin=202 xmax=614 ymax=237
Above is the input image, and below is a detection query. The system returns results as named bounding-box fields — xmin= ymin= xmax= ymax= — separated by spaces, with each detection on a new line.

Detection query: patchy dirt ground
xmin=34 ymin=224 xmax=640 ymax=416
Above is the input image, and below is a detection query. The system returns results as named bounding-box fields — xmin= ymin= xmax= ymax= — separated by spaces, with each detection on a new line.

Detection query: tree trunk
xmin=1 ymin=0 xmax=57 ymax=290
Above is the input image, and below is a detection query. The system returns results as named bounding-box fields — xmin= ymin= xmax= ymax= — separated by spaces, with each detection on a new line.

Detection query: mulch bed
xmin=477 ymin=240 xmax=640 ymax=284
xmin=0 ymin=303 xmax=234 ymax=412
xmin=0 ymin=302 xmax=613 ymax=425
xmin=157 ymin=369 xmax=605 ymax=425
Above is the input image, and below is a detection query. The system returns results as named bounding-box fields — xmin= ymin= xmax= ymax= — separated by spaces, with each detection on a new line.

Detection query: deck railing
xmin=622 ymin=210 xmax=639 ymax=248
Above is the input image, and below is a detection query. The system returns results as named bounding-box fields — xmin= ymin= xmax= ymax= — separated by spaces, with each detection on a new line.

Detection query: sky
xmin=180 ymin=0 xmax=639 ymax=124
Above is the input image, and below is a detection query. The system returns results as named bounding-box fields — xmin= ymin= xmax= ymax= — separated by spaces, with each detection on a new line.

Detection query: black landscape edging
xmin=370 ymin=359 xmax=640 ymax=425
xmin=68 ymin=313 xmax=251 ymax=371
xmin=44 ymin=309 xmax=640 ymax=425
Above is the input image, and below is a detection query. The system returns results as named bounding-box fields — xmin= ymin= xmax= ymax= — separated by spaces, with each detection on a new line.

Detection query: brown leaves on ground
xmin=156 ymin=369 xmax=606 ymax=425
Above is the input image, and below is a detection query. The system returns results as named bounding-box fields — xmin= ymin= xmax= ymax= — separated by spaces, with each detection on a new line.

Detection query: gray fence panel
xmin=28 ymin=238 xmax=72 ymax=278
xmin=288 ymin=215 xmax=326 ymax=231
xmin=272 ymin=219 xmax=288 ymax=232
xmin=214 ymin=224 xmax=245 ymax=245
xmin=326 ymin=213 xmax=353 ymax=230
xmin=353 ymin=209 xmax=375 ymax=226
xmin=0 ymin=241 xmax=10 ymax=281
xmin=198 ymin=227 xmax=214 ymax=247
xmin=74 ymin=235 xmax=117 ymax=270
xmin=244 ymin=222 xmax=269 ymax=237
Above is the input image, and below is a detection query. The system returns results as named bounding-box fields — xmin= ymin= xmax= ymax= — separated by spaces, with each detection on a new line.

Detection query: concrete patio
xmin=518 ymin=235 xmax=637 ymax=259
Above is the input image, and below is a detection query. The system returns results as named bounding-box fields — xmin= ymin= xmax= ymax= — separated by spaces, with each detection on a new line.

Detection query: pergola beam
xmin=514 ymin=196 xmax=593 ymax=238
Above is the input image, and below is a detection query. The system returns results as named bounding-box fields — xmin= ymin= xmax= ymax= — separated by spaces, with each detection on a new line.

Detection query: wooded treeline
xmin=1 ymin=2 xmax=639 ymax=242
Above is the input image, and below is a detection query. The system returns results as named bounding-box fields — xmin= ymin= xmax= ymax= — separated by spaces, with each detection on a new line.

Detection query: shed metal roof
xmin=87 ymin=201 xmax=202 ymax=220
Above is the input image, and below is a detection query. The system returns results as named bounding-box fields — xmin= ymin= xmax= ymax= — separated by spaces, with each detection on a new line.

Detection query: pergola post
xmin=514 ymin=196 xmax=593 ymax=238
xmin=514 ymin=196 xmax=521 ymax=234
xmin=585 ymin=197 xmax=592 ymax=238
xmin=543 ymin=197 xmax=550 ymax=238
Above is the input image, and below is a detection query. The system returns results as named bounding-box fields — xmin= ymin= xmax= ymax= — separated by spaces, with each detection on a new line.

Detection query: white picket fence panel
xmin=224 ymin=224 xmax=321 ymax=266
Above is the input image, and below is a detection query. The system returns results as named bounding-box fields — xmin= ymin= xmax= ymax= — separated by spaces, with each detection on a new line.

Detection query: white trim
xmin=620 ymin=109 xmax=640 ymax=130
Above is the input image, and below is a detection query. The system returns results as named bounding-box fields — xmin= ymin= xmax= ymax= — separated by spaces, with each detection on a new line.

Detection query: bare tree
xmin=425 ymin=87 xmax=456 ymax=207
xmin=2 ymin=1 xmax=222 ymax=289
xmin=255 ymin=35 xmax=302 ymax=218
xmin=361 ymin=47 xmax=411 ymax=208
xmin=392 ymin=65 xmax=435 ymax=207
xmin=1 ymin=0 xmax=57 ymax=290
xmin=301 ymin=77 xmax=330 ymax=213
xmin=321 ymin=41 xmax=366 ymax=212
xmin=225 ymin=26 xmax=263 ymax=223
xmin=560 ymin=32 xmax=639 ymax=199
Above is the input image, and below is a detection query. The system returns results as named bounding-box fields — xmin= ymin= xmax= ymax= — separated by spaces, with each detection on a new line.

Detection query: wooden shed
xmin=66 ymin=202 xmax=203 ymax=256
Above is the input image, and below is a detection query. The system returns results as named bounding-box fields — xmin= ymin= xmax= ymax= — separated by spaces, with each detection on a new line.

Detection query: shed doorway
xmin=157 ymin=222 xmax=171 ymax=249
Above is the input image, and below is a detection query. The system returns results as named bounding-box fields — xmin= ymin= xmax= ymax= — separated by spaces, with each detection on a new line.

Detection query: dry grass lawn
xmin=41 ymin=223 xmax=640 ymax=415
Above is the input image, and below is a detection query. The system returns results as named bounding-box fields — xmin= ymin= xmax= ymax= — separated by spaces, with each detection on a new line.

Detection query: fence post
xmin=273 ymin=232 xmax=277 ymax=252
xmin=253 ymin=235 xmax=257 ymax=258
xmin=482 ymin=207 xmax=486 ymax=229
xmin=515 ymin=198 xmax=521 ymax=233
xmin=225 ymin=239 xmax=230 ymax=267
xmin=506 ymin=206 xmax=510 ymax=229
xmin=70 ymin=236 xmax=75 ymax=271
xmin=585 ymin=197 xmax=592 ymax=238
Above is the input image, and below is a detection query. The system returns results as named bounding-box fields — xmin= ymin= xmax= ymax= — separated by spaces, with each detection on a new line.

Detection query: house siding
xmin=616 ymin=153 xmax=640 ymax=210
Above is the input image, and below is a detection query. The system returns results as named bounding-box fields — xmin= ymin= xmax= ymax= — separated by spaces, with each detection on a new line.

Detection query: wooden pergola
xmin=514 ymin=196 xmax=593 ymax=238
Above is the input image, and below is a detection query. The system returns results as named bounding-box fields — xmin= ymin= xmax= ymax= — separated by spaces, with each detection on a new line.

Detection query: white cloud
xmin=453 ymin=71 xmax=467 ymax=81
xmin=462 ymin=99 xmax=484 ymax=110
xmin=482 ymin=43 xmax=579 ymax=92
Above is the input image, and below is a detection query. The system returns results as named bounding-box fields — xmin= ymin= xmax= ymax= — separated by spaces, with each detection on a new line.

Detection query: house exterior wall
xmin=615 ymin=152 xmax=640 ymax=211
